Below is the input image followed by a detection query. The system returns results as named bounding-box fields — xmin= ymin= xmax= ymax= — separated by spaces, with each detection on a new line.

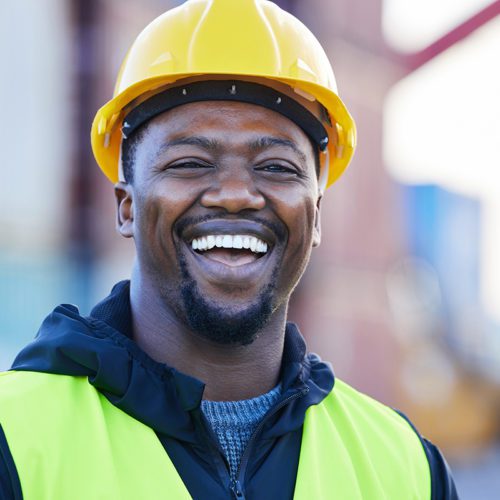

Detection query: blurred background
xmin=1 ymin=0 xmax=499 ymax=496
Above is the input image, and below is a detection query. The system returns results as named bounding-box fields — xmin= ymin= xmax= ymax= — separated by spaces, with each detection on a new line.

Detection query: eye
xmin=256 ymin=163 xmax=301 ymax=176
xmin=167 ymin=161 xmax=213 ymax=170
xmin=155 ymin=160 xmax=215 ymax=178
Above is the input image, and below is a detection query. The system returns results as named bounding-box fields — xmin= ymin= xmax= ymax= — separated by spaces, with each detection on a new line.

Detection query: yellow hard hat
xmin=91 ymin=0 xmax=356 ymax=188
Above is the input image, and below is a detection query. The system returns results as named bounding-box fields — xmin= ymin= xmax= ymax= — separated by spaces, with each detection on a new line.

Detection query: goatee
xmin=178 ymin=254 xmax=276 ymax=346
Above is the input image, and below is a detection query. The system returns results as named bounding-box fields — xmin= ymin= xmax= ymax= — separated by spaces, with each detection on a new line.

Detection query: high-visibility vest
xmin=0 ymin=371 xmax=430 ymax=499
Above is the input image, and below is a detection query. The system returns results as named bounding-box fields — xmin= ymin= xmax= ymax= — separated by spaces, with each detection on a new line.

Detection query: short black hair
xmin=121 ymin=130 xmax=142 ymax=184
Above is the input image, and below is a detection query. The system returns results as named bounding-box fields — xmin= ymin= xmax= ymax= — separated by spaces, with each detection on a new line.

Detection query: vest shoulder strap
xmin=0 ymin=371 xmax=191 ymax=500
xmin=295 ymin=378 xmax=431 ymax=499
xmin=0 ymin=372 xmax=432 ymax=500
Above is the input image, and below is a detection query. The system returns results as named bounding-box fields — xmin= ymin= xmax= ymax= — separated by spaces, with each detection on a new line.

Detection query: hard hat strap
xmin=121 ymin=80 xmax=329 ymax=151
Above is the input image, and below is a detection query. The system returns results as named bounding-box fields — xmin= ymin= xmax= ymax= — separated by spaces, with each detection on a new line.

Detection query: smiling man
xmin=0 ymin=1 xmax=458 ymax=499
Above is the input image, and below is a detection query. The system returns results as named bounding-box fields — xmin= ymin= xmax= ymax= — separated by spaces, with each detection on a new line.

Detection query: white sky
xmin=383 ymin=0 xmax=496 ymax=52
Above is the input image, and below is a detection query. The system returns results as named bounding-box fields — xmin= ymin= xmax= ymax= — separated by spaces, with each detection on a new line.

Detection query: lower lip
xmin=184 ymin=244 xmax=274 ymax=286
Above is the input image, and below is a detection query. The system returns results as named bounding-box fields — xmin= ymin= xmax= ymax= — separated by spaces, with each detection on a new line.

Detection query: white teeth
xmin=191 ymin=234 xmax=269 ymax=254
xmin=258 ymin=241 xmax=268 ymax=253
xmin=233 ymin=235 xmax=243 ymax=249
xmin=222 ymin=235 xmax=232 ymax=248
xmin=250 ymin=237 xmax=257 ymax=252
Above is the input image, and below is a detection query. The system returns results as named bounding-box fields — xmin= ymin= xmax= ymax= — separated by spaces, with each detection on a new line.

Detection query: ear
xmin=114 ymin=182 xmax=134 ymax=238
xmin=312 ymin=194 xmax=322 ymax=247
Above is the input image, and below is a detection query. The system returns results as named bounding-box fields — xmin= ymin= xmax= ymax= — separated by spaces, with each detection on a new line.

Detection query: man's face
xmin=116 ymin=100 xmax=321 ymax=345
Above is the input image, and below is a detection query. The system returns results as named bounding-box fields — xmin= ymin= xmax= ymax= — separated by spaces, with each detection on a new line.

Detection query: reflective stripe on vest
xmin=0 ymin=371 xmax=431 ymax=499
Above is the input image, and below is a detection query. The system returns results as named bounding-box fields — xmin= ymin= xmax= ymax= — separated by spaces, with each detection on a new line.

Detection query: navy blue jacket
xmin=0 ymin=281 xmax=458 ymax=499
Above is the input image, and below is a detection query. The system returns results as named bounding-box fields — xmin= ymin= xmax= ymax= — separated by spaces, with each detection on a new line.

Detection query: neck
xmin=129 ymin=272 xmax=287 ymax=401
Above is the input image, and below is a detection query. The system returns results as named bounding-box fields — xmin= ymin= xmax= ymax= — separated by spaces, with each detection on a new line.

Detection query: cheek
xmin=133 ymin=186 xmax=192 ymax=264
xmin=272 ymin=190 xmax=317 ymax=270
xmin=275 ymin=190 xmax=317 ymax=241
xmin=132 ymin=196 xmax=165 ymax=264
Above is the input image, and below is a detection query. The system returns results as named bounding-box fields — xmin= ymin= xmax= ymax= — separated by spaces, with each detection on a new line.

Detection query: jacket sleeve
xmin=395 ymin=410 xmax=459 ymax=500
xmin=0 ymin=424 xmax=22 ymax=500
xmin=422 ymin=437 xmax=459 ymax=500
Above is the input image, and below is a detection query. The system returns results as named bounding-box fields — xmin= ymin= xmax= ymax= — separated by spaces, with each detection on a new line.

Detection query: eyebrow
xmin=249 ymin=136 xmax=307 ymax=164
xmin=156 ymin=135 xmax=307 ymax=164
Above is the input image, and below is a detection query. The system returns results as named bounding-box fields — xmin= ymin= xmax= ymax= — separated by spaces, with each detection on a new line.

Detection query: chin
xmin=180 ymin=278 xmax=276 ymax=346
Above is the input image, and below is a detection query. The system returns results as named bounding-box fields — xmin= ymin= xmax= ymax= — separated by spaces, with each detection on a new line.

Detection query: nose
xmin=200 ymin=166 xmax=266 ymax=213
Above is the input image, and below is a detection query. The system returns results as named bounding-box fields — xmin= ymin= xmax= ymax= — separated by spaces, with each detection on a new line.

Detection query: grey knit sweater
xmin=201 ymin=385 xmax=282 ymax=481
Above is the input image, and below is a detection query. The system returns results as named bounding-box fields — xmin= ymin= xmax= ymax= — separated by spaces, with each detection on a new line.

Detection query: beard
xmin=178 ymin=254 xmax=277 ymax=346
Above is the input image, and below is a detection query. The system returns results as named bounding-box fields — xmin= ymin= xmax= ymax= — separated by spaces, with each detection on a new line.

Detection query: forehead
xmin=137 ymin=101 xmax=315 ymax=155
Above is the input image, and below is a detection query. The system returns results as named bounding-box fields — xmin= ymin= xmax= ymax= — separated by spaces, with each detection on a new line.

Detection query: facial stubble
xmin=177 ymin=253 xmax=278 ymax=346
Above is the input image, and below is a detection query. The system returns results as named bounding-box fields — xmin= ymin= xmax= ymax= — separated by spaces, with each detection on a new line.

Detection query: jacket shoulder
xmin=331 ymin=379 xmax=458 ymax=499
xmin=0 ymin=371 xmax=95 ymax=411
xmin=0 ymin=371 xmax=101 ymax=451
xmin=332 ymin=378 xmax=409 ymax=424
xmin=0 ymin=371 xmax=71 ymax=500
xmin=296 ymin=377 xmax=432 ymax=499
xmin=0 ymin=370 xmax=74 ymax=398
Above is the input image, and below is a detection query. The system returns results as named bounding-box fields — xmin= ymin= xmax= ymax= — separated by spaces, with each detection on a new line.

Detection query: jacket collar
xmin=12 ymin=280 xmax=334 ymax=440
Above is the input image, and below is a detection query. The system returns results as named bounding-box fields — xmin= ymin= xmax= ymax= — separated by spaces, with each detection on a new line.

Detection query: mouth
xmin=191 ymin=234 xmax=268 ymax=267
xmin=179 ymin=219 xmax=279 ymax=284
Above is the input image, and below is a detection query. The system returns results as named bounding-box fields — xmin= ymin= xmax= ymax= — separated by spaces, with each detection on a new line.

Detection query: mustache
xmin=174 ymin=211 xmax=287 ymax=241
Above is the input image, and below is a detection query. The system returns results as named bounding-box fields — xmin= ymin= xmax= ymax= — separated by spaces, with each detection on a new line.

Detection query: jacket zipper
xmin=195 ymin=410 xmax=234 ymax=493
xmin=229 ymin=386 xmax=310 ymax=500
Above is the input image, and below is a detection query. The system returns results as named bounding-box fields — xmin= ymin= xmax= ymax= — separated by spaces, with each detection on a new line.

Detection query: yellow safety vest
xmin=0 ymin=371 xmax=430 ymax=499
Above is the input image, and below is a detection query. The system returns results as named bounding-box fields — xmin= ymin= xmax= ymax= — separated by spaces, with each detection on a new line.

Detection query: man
xmin=0 ymin=1 xmax=458 ymax=498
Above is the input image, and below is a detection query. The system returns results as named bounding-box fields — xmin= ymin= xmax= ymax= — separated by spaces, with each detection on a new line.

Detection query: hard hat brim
xmin=91 ymin=72 xmax=356 ymax=187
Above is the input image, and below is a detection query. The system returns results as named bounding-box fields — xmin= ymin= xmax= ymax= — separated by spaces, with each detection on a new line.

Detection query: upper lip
xmin=181 ymin=219 xmax=277 ymax=247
